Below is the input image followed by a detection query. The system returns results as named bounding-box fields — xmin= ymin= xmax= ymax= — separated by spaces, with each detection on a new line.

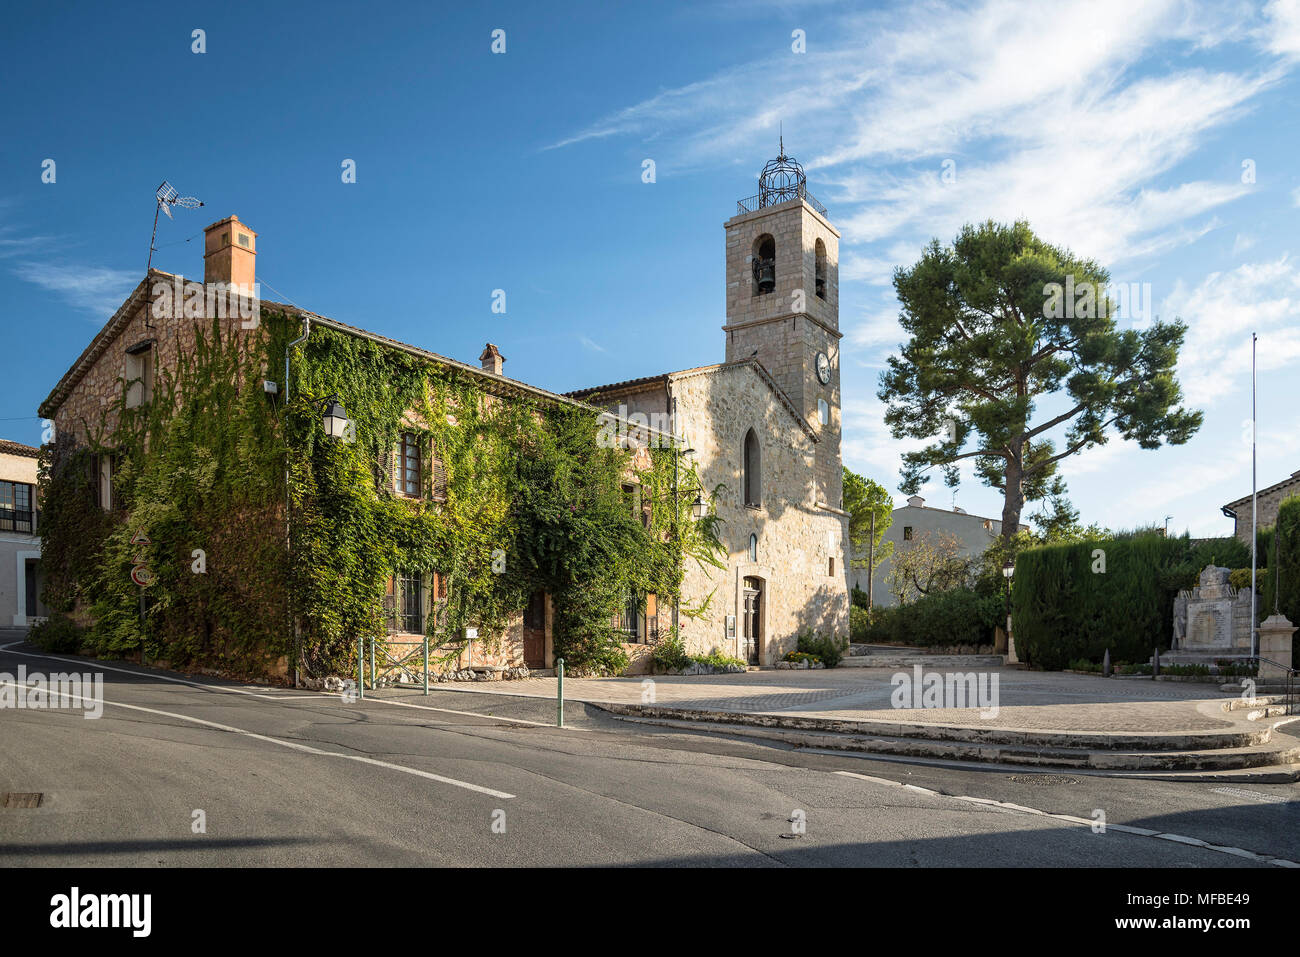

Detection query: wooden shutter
xmin=645 ymin=593 xmax=658 ymax=640
xmin=377 ymin=445 xmax=395 ymax=495
xmin=430 ymin=441 xmax=448 ymax=502
xmin=382 ymin=575 xmax=397 ymax=634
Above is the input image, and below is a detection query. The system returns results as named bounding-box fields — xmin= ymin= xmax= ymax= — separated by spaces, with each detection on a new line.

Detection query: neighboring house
xmin=1222 ymin=469 xmax=1300 ymax=543
xmin=0 ymin=439 xmax=44 ymax=627
xmin=850 ymin=495 xmax=1027 ymax=608
xmin=37 ymin=146 xmax=849 ymax=674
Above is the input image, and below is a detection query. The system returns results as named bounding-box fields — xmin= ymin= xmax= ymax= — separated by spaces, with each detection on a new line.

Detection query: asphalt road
xmin=2 ymin=640 xmax=1298 ymax=867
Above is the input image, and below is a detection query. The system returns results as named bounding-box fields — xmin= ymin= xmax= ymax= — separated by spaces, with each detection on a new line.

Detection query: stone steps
xmin=840 ymin=654 xmax=1005 ymax=668
xmin=595 ymin=701 xmax=1300 ymax=776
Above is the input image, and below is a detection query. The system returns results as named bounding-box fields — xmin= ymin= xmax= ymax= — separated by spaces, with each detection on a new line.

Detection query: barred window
xmin=615 ymin=592 xmax=640 ymax=642
xmin=398 ymin=570 xmax=423 ymax=634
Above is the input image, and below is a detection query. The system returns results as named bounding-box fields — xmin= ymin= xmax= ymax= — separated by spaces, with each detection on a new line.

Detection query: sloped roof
xmin=0 ymin=439 xmax=40 ymax=458
xmin=1224 ymin=470 xmax=1300 ymax=510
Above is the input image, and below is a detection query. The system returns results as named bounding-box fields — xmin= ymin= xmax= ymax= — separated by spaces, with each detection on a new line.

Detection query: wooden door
xmin=523 ymin=591 xmax=547 ymax=668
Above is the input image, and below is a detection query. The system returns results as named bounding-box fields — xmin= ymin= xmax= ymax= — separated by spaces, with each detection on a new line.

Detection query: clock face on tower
xmin=815 ymin=351 xmax=830 ymax=385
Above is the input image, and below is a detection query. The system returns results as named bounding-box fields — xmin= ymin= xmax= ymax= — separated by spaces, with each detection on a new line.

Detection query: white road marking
xmin=833 ymin=769 xmax=1297 ymax=867
xmin=1 ymin=641 xmax=578 ymax=729
xmin=0 ymin=678 xmax=515 ymax=800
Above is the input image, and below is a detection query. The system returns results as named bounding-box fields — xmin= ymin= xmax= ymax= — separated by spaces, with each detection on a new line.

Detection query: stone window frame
xmin=815 ymin=238 xmax=828 ymax=300
xmin=751 ymin=233 xmax=776 ymax=297
xmin=0 ymin=481 xmax=34 ymax=533
xmin=743 ymin=428 xmax=762 ymax=508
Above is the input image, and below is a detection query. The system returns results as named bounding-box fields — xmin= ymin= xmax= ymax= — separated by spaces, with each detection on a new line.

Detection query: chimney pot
xmin=203 ymin=215 xmax=257 ymax=288
xmin=479 ymin=343 xmax=504 ymax=375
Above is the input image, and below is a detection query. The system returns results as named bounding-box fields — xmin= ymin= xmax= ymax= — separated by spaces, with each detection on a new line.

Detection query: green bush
xmin=796 ymin=630 xmax=847 ymax=668
xmin=850 ymin=605 xmax=870 ymax=642
xmin=1012 ymin=532 xmax=1246 ymax=670
xmin=1228 ymin=567 xmax=1265 ymax=590
xmin=851 ymin=586 xmax=871 ymax=610
xmin=650 ymin=628 xmax=691 ymax=672
xmin=783 ymin=651 xmax=821 ymax=664
xmin=860 ymin=589 xmax=1000 ymax=648
xmin=28 ymin=613 xmax=86 ymax=654
xmin=1261 ymin=495 xmax=1300 ymax=629
xmin=697 ymin=648 xmax=746 ymax=670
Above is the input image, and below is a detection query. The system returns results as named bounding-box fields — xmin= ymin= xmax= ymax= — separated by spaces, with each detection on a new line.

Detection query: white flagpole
xmin=1251 ymin=332 xmax=1258 ymax=659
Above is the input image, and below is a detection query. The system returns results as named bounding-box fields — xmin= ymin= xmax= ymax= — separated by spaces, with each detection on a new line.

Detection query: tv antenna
xmin=148 ymin=180 xmax=204 ymax=271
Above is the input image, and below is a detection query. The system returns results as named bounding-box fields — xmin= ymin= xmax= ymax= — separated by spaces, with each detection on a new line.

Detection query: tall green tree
xmin=879 ymin=220 xmax=1202 ymax=541
xmin=842 ymin=467 xmax=893 ymax=571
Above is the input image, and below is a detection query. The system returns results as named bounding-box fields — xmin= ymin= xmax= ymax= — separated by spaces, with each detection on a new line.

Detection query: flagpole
xmin=1251 ymin=332 xmax=1258 ymax=659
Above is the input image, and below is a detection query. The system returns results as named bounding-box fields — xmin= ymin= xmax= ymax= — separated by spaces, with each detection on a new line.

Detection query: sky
xmin=1 ymin=0 xmax=1297 ymax=538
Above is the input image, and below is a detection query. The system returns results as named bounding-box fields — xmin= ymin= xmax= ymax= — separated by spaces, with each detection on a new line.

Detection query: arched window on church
xmin=815 ymin=238 xmax=827 ymax=300
xmin=752 ymin=234 xmax=775 ymax=296
xmin=743 ymin=428 xmax=761 ymax=507
xmin=748 ymin=533 xmax=758 ymax=562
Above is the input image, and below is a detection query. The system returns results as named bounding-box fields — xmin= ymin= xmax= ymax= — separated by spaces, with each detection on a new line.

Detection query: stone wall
xmin=49 ymin=271 xmax=264 ymax=448
xmin=671 ymin=363 xmax=849 ymax=665
xmin=1230 ymin=474 xmax=1300 ymax=542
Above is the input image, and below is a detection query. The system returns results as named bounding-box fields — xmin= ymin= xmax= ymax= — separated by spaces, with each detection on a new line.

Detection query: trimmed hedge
xmin=1261 ymin=495 xmax=1300 ymax=628
xmin=861 ymin=589 xmax=1001 ymax=648
xmin=1012 ymin=534 xmax=1248 ymax=670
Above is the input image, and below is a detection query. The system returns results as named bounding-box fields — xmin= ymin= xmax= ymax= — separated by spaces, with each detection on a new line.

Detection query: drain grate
xmin=1 ymin=792 xmax=43 ymax=808
xmin=1007 ymin=774 xmax=1081 ymax=786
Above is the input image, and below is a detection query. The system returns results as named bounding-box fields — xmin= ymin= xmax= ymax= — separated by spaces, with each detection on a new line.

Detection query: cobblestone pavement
xmin=422 ymin=667 xmax=1241 ymax=733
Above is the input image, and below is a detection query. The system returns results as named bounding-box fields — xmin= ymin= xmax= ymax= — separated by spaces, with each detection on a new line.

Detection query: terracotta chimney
xmin=203 ymin=215 xmax=257 ymax=287
xmin=479 ymin=343 xmax=505 ymax=375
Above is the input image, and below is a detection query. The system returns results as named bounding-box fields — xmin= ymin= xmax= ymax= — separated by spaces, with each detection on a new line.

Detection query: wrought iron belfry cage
xmin=737 ymin=137 xmax=827 ymax=216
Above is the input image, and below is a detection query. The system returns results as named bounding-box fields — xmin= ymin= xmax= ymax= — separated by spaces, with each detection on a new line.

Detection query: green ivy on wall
xmin=35 ymin=310 xmax=725 ymax=680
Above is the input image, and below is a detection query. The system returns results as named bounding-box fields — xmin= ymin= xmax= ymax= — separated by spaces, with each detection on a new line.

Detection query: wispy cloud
xmin=1165 ymin=255 xmax=1300 ymax=406
xmin=577 ymin=334 xmax=606 ymax=353
xmin=551 ymin=0 xmax=1288 ymax=276
xmin=12 ymin=262 xmax=138 ymax=318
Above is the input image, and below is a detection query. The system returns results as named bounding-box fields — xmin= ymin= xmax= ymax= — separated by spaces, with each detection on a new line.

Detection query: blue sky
xmin=2 ymin=0 xmax=1298 ymax=537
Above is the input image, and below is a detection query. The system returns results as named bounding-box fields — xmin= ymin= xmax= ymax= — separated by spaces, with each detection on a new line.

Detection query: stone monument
xmin=1170 ymin=565 xmax=1253 ymax=658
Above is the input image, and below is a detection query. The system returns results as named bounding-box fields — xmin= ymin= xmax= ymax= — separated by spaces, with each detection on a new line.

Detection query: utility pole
xmin=867 ymin=509 xmax=875 ymax=611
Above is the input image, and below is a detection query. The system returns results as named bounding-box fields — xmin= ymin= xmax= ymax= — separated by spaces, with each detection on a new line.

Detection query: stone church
xmin=568 ymin=145 xmax=851 ymax=666
xmin=39 ymin=146 xmax=849 ymax=675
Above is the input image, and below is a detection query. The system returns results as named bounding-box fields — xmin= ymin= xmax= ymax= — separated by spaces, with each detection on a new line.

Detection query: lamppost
xmin=1002 ymin=558 xmax=1016 ymax=663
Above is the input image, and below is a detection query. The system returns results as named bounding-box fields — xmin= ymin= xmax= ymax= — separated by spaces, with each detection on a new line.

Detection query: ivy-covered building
xmin=34 ymin=150 xmax=850 ymax=681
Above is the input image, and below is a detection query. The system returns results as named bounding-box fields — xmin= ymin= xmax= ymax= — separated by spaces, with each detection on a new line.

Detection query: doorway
xmin=742 ymin=576 xmax=762 ymax=666
xmin=523 ymin=591 xmax=547 ymax=669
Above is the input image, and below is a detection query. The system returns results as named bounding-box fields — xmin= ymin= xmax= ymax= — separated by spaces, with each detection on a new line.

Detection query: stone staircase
xmin=596 ymin=697 xmax=1300 ymax=781
xmin=840 ymin=643 xmax=1004 ymax=669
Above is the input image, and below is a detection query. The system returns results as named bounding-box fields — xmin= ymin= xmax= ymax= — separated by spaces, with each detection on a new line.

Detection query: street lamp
xmin=323 ymin=395 xmax=349 ymax=439
xmin=691 ymin=490 xmax=707 ymax=520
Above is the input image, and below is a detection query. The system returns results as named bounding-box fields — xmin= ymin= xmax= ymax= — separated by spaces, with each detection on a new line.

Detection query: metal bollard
xmin=357 ymin=636 xmax=364 ymax=700
xmin=556 ymin=658 xmax=565 ymax=728
xmin=370 ymin=637 xmax=376 ymax=690
xmin=423 ymin=635 xmax=429 ymax=696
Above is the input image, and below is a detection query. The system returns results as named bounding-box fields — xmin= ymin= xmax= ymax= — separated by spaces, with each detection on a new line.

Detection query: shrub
xmin=851 ymin=586 xmax=871 ymax=610
xmin=1228 ymin=567 xmax=1265 ymax=590
xmin=783 ymin=651 xmax=821 ymax=664
xmin=796 ymin=630 xmax=847 ymax=668
xmin=1066 ymin=657 xmax=1101 ymax=673
xmin=650 ymin=628 xmax=691 ymax=672
xmin=1261 ymin=495 xmax=1300 ymax=630
xmin=850 ymin=605 xmax=870 ymax=641
xmin=861 ymin=589 xmax=1000 ymax=648
xmin=28 ymin=613 xmax=85 ymax=654
xmin=697 ymin=648 xmax=746 ymax=670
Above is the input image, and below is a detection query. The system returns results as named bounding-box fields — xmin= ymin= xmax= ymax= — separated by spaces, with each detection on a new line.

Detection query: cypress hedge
xmin=1012 ymin=533 xmax=1249 ymax=670
xmin=1261 ymin=495 xmax=1300 ymax=627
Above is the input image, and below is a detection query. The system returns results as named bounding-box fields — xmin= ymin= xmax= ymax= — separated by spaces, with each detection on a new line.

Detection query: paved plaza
xmin=413 ymin=667 xmax=1245 ymax=734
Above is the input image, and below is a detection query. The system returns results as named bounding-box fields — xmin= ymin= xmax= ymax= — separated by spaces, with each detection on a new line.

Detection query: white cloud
xmin=1262 ymin=0 xmax=1300 ymax=56
xmin=1165 ymin=256 xmax=1300 ymax=405
xmin=12 ymin=262 xmax=138 ymax=317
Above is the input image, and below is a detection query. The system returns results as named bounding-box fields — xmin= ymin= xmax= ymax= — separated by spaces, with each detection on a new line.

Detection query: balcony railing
xmin=737 ymin=185 xmax=827 ymax=217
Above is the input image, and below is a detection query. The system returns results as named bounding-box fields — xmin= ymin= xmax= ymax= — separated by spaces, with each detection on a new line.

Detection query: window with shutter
xmin=398 ymin=432 xmax=421 ymax=498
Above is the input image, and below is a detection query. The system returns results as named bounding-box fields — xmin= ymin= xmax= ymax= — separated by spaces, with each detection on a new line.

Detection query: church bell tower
xmin=723 ymin=142 xmax=843 ymax=508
